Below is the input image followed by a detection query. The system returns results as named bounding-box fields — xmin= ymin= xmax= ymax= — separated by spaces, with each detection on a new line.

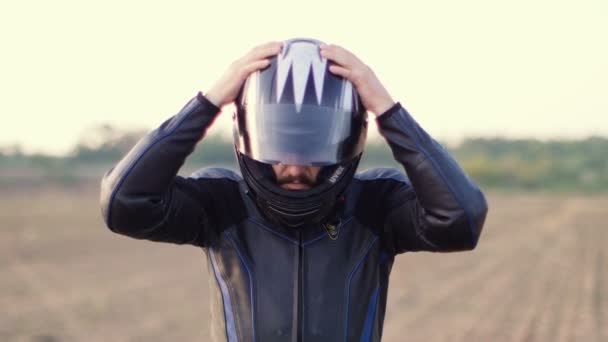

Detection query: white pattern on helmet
xmin=339 ymin=81 xmax=353 ymax=113
xmin=276 ymin=42 xmax=327 ymax=112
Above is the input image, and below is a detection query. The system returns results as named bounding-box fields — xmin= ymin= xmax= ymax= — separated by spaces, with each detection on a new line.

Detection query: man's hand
xmin=320 ymin=44 xmax=395 ymax=117
xmin=204 ymin=41 xmax=283 ymax=108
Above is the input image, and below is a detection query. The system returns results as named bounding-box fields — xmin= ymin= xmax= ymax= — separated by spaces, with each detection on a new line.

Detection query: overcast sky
xmin=1 ymin=0 xmax=606 ymax=155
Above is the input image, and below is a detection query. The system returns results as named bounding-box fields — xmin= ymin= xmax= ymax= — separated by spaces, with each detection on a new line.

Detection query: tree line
xmin=1 ymin=125 xmax=606 ymax=192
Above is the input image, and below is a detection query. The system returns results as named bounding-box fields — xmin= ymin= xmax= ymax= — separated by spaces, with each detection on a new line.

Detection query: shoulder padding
xmin=355 ymin=167 xmax=410 ymax=184
xmin=189 ymin=167 xmax=243 ymax=181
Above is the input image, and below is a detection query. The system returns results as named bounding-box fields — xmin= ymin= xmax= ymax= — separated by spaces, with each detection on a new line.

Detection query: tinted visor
xmin=235 ymin=104 xmax=367 ymax=166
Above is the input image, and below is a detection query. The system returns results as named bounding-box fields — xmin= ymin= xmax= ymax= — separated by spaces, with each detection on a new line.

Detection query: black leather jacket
xmin=100 ymin=92 xmax=488 ymax=342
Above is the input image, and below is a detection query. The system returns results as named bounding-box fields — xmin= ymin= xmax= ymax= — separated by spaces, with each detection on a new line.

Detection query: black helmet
xmin=234 ymin=38 xmax=367 ymax=228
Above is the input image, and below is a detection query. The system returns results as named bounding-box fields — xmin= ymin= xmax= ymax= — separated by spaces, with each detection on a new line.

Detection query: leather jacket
xmin=100 ymin=92 xmax=488 ymax=342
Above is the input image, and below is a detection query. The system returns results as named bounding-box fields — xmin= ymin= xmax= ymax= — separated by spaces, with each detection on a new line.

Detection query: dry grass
xmin=1 ymin=186 xmax=606 ymax=341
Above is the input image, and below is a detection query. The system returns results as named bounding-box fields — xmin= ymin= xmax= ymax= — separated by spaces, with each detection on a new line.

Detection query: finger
xmin=320 ymin=44 xmax=355 ymax=68
xmin=232 ymin=42 xmax=279 ymax=72
xmin=246 ymin=41 xmax=283 ymax=63
xmin=242 ymin=59 xmax=271 ymax=76
xmin=328 ymin=64 xmax=351 ymax=79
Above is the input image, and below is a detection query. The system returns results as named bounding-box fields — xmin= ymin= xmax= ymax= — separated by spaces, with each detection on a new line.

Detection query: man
xmin=100 ymin=38 xmax=488 ymax=342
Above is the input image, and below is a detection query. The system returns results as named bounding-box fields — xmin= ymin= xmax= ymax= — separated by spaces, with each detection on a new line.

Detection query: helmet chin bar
xmin=238 ymin=153 xmax=360 ymax=228
xmin=265 ymin=201 xmax=326 ymax=228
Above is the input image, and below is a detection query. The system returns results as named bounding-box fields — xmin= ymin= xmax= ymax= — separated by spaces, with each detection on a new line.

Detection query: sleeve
xmin=376 ymin=103 xmax=489 ymax=253
xmin=99 ymin=92 xmax=224 ymax=247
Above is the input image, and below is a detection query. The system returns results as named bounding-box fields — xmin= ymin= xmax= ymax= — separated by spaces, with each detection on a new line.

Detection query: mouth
xmin=281 ymin=182 xmax=312 ymax=190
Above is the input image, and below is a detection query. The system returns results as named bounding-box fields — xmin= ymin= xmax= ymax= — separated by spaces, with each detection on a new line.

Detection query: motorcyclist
xmin=100 ymin=38 xmax=488 ymax=342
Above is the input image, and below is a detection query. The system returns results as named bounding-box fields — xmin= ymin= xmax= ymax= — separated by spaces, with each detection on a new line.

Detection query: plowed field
xmin=1 ymin=186 xmax=606 ymax=341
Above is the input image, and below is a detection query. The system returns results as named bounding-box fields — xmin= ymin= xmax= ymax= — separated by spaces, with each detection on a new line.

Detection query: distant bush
xmin=453 ymin=137 xmax=608 ymax=192
xmin=68 ymin=124 xmax=147 ymax=163
xmin=2 ymin=126 xmax=607 ymax=193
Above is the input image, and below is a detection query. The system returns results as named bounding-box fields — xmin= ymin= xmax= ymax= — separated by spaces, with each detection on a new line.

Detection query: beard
xmin=276 ymin=174 xmax=316 ymax=190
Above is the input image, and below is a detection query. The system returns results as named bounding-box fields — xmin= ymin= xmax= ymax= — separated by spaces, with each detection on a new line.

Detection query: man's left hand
xmin=320 ymin=44 xmax=395 ymax=117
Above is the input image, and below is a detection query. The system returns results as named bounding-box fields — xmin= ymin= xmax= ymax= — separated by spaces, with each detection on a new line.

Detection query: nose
xmin=283 ymin=164 xmax=307 ymax=177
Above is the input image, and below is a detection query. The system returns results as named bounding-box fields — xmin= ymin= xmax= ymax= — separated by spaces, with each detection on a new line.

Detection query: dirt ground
xmin=1 ymin=185 xmax=606 ymax=342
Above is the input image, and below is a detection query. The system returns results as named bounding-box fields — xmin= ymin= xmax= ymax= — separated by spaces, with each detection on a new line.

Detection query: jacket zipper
xmin=297 ymin=230 xmax=303 ymax=342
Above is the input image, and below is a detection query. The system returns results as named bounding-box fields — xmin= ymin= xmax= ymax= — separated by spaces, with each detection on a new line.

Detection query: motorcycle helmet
xmin=234 ymin=38 xmax=368 ymax=228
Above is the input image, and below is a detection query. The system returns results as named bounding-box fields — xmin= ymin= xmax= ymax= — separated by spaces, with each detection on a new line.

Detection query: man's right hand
xmin=204 ymin=41 xmax=283 ymax=108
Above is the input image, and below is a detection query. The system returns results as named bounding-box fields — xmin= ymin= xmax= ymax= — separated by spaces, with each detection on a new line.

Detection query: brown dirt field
xmin=0 ymin=186 xmax=606 ymax=342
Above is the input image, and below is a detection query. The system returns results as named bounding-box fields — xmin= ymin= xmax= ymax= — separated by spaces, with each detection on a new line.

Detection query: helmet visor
xmin=234 ymin=103 xmax=367 ymax=166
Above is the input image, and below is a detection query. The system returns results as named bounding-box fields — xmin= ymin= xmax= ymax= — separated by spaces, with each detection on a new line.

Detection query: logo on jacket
xmin=323 ymin=220 xmax=341 ymax=240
